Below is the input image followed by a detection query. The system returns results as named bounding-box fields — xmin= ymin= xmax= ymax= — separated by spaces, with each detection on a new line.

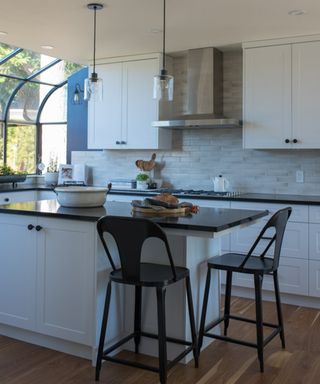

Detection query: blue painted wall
xmin=67 ymin=67 xmax=89 ymax=163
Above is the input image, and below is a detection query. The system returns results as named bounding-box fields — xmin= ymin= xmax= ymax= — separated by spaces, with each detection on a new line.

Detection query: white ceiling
xmin=1 ymin=0 xmax=320 ymax=64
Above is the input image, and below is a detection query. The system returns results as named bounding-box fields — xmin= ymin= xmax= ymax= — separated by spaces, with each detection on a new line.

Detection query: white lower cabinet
xmin=230 ymin=201 xmax=309 ymax=296
xmin=36 ymin=218 xmax=95 ymax=345
xmin=308 ymin=216 xmax=320 ymax=297
xmin=0 ymin=214 xmax=37 ymax=330
xmin=231 ymin=257 xmax=308 ymax=296
xmin=309 ymin=260 xmax=320 ymax=297
xmin=230 ymin=221 xmax=308 ymax=259
xmin=0 ymin=213 xmax=95 ymax=345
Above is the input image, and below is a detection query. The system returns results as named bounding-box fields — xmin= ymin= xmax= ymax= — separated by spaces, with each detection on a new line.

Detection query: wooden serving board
xmin=132 ymin=206 xmax=189 ymax=215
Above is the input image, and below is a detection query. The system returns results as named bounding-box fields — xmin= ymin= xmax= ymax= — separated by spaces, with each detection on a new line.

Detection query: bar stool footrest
xmin=203 ymin=314 xmax=282 ymax=350
xmin=101 ymin=331 xmax=195 ymax=374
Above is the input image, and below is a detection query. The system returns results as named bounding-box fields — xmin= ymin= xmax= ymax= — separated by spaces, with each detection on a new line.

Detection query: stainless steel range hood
xmin=153 ymin=47 xmax=241 ymax=129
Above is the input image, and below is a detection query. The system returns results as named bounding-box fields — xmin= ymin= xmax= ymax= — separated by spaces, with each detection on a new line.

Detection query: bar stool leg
xmin=254 ymin=273 xmax=264 ymax=373
xmin=273 ymin=270 xmax=285 ymax=348
xmin=186 ymin=276 xmax=199 ymax=367
xmin=224 ymin=271 xmax=232 ymax=336
xmin=156 ymin=287 xmax=168 ymax=384
xmin=134 ymin=286 xmax=142 ymax=353
xmin=198 ymin=268 xmax=211 ymax=353
xmin=96 ymin=281 xmax=112 ymax=381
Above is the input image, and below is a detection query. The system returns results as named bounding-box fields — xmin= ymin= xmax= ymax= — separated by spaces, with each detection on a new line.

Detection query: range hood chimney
xmin=153 ymin=47 xmax=241 ymax=128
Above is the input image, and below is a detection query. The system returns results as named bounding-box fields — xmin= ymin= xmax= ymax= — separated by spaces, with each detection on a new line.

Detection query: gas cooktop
xmin=158 ymin=189 xmax=241 ymax=197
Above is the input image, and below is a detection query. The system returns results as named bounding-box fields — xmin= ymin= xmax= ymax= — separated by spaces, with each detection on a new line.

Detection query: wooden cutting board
xmin=132 ymin=206 xmax=189 ymax=215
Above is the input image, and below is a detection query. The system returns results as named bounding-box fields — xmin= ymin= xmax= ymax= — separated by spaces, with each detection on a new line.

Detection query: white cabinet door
xmin=292 ymin=41 xmax=320 ymax=148
xmin=87 ymin=57 xmax=171 ymax=150
xmin=232 ymin=257 xmax=308 ymax=296
xmin=37 ymin=218 xmax=95 ymax=345
xmin=230 ymin=221 xmax=308 ymax=259
xmin=309 ymin=206 xmax=320 ymax=224
xmin=309 ymin=260 xmax=320 ymax=297
xmin=309 ymin=223 xmax=320 ymax=261
xmin=126 ymin=59 xmax=165 ymax=149
xmin=243 ymin=45 xmax=292 ymax=149
xmin=0 ymin=214 xmax=37 ymax=330
xmin=87 ymin=62 xmax=122 ymax=149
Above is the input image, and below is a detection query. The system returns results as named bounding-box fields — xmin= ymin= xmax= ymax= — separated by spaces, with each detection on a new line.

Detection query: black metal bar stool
xmin=198 ymin=207 xmax=292 ymax=372
xmin=95 ymin=216 xmax=198 ymax=384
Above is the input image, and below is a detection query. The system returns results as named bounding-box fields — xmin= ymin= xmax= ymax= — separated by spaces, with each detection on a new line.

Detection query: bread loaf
xmin=153 ymin=193 xmax=179 ymax=205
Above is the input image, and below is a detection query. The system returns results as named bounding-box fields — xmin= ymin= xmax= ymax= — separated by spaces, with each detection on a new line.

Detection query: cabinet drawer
xmin=230 ymin=201 xmax=308 ymax=222
xmin=309 ymin=260 xmax=320 ymax=297
xmin=309 ymin=223 xmax=320 ymax=260
xmin=231 ymin=221 xmax=308 ymax=259
xmin=309 ymin=206 xmax=320 ymax=223
xmin=229 ymin=257 xmax=308 ymax=296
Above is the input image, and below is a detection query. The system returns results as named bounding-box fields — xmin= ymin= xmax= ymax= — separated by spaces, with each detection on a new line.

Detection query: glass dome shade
xmin=153 ymin=69 xmax=174 ymax=101
xmin=84 ymin=72 xmax=103 ymax=102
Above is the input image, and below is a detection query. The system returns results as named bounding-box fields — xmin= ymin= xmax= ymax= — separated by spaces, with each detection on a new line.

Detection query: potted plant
xmin=45 ymin=156 xmax=59 ymax=186
xmin=0 ymin=165 xmax=27 ymax=185
xmin=136 ymin=172 xmax=150 ymax=190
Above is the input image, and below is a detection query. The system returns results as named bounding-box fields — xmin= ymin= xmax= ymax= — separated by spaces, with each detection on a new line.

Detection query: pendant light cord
xmin=162 ymin=0 xmax=166 ymax=70
xmin=93 ymin=5 xmax=97 ymax=74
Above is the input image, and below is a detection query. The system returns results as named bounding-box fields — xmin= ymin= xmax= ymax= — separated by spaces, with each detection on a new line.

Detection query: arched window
xmin=0 ymin=43 xmax=82 ymax=174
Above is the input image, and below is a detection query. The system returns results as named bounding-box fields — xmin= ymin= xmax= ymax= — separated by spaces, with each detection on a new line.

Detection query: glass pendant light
xmin=153 ymin=0 xmax=174 ymax=101
xmin=84 ymin=3 xmax=104 ymax=102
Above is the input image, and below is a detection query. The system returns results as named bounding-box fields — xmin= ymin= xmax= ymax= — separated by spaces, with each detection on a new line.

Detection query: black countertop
xmin=0 ymin=200 xmax=268 ymax=232
xmin=108 ymin=189 xmax=320 ymax=205
xmin=0 ymin=184 xmax=51 ymax=192
xmin=2 ymin=184 xmax=320 ymax=205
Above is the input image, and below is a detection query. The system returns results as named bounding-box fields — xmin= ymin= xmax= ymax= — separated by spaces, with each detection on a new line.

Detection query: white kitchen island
xmin=0 ymin=200 xmax=267 ymax=364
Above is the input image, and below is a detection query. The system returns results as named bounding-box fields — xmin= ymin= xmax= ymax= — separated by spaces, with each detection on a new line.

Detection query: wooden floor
xmin=1 ymin=297 xmax=320 ymax=383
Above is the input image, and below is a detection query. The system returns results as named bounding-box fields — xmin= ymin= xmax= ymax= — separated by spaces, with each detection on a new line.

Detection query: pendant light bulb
xmin=84 ymin=3 xmax=104 ymax=102
xmin=153 ymin=0 xmax=174 ymax=101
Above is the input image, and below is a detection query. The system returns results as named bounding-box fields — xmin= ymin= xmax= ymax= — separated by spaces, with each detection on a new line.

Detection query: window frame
xmin=0 ymin=46 xmax=78 ymax=174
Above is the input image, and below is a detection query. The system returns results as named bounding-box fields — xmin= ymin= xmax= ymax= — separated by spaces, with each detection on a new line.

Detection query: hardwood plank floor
xmin=1 ymin=297 xmax=320 ymax=383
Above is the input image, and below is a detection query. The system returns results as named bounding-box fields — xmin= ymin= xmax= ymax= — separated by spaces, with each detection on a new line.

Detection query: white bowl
xmin=54 ymin=186 xmax=109 ymax=208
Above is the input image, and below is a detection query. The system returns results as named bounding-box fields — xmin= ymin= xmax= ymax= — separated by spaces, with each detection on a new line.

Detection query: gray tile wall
xmin=72 ymin=51 xmax=320 ymax=195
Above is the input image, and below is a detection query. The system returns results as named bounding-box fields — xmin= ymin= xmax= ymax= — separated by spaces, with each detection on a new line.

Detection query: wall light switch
xmin=296 ymin=170 xmax=304 ymax=183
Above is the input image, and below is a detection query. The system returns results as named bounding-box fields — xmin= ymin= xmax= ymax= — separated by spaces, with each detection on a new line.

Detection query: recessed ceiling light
xmin=288 ymin=9 xmax=306 ymax=16
xmin=41 ymin=45 xmax=54 ymax=50
xmin=0 ymin=31 xmax=8 ymax=36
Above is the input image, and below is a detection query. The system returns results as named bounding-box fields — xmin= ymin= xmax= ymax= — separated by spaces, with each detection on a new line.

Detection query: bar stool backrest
xmin=97 ymin=215 xmax=177 ymax=282
xmin=240 ymin=207 xmax=292 ymax=270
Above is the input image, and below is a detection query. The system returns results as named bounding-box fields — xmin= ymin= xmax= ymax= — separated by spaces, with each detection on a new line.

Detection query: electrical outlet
xmin=296 ymin=170 xmax=304 ymax=183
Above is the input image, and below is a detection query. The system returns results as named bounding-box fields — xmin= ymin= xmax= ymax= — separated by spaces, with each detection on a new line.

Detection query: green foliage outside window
xmin=0 ymin=42 xmax=83 ymax=174
xmin=6 ymin=125 xmax=36 ymax=173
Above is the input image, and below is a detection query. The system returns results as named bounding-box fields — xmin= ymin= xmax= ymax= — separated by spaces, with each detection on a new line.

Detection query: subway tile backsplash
xmin=72 ymin=51 xmax=320 ymax=195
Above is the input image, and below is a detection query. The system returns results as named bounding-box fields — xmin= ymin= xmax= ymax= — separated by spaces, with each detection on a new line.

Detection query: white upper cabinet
xmin=88 ymin=62 xmax=122 ymax=149
xmin=88 ymin=55 xmax=172 ymax=150
xmin=243 ymin=45 xmax=291 ymax=149
xmin=243 ymin=37 xmax=320 ymax=149
xmin=292 ymin=41 xmax=320 ymax=148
